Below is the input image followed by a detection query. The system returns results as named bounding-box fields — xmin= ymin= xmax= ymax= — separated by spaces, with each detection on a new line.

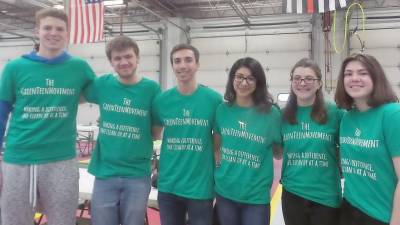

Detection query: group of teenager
xmin=0 ymin=7 xmax=399 ymax=225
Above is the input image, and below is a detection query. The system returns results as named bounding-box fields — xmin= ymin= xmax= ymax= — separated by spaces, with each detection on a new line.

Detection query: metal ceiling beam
xmin=237 ymin=0 xmax=251 ymax=16
xmin=131 ymin=0 xmax=190 ymax=42
xmin=229 ymin=0 xmax=250 ymax=25
xmin=150 ymin=0 xmax=176 ymax=16
xmin=0 ymin=22 xmax=35 ymax=39
xmin=129 ymin=20 xmax=162 ymax=39
xmin=163 ymin=0 xmax=178 ymax=10
xmin=0 ymin=11 xmax=35 ymax=24
xmin=20 ymin=0 xmax=51 ymax=8
xmin=205 ymin=0 xmax=224 ymax=17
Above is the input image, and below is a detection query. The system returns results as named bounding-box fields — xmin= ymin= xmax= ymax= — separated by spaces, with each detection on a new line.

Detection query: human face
xmin=110 ymin=48 xmax=139 ymax=84
xmin=172 ymin=49 xmax=199 ymax=84
xmin=343 ymin=60 xmax=374 ymax=106
xmin=233 ymin=67 xmax=256 ymax=99
xmin=35 ymin=16 xmax=67 ymax=55
xmin=291 ymin=67 xmax=321 ymax=106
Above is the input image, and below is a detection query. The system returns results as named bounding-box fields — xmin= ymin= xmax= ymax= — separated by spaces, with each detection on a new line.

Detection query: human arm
xmin=0 ymin=100 xmax=12 ymax=149
xmin=383 ymin=107 xmax=400 ymax=225
xmin=390 ymin=156 xmax=400 ymax=225
xmin=81 ymin=77 xmax=98 ymax=104
xmin=212 ymin=102 xmax=222 ymax=167
xmin=152 ymin=126 xmax=163 ymax=141
xmin=79 ymin=95 xmax=87 ymax=104
xmin=273 ymin=144 xmax=283 ymax=160
xmin=272 ymin=105 xmax=283 ymax=160
xmin=213 ymin=132 xmax=221 ymax=167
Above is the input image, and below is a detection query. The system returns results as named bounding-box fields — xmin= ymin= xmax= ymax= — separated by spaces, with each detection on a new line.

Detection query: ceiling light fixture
xmin=53 ymin=4 xmax=64 ymax=9
xmin=104 ymin=0 xmax=124 ymax=6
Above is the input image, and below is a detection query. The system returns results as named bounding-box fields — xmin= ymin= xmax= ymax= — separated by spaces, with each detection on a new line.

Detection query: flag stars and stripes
xmin=68 ymin=0 xmax=104 ymax=44
xmin=284 ymin=0 xmax=347 ymax=14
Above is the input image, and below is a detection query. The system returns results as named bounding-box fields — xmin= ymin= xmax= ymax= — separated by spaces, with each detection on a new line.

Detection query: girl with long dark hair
xmin=214 ymin=57 xmax=282 ymax=225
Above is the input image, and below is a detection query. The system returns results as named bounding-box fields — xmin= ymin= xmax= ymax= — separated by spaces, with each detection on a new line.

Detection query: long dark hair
xmin=283 ymin=58 xmax=327 ymax=124
xmin=224 ymin=57 xmax=274 ymax=113
xmin=335 ymin=53 xmax=398 ymax=110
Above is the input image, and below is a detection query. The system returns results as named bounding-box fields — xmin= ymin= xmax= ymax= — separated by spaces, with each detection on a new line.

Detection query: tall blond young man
xmin=83 ymin=36 xmax=160 ymax=225
xmin=0 ymin=8 xmax=95 ymax=225
xmin=152 ymin=44 xmax=222 ymax=225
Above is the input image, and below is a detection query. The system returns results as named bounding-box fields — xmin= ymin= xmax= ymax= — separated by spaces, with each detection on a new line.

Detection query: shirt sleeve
xmin=335 ymin=106 xmax=346 ymax=145
xmin=210 ymin=92 xmax=222 ymax=130
xmin=0 ymin=62 xmax=16 ymax=103
xmin=151 ymin=95 xmax=163 ymax=126
xmin=383 ymin=106 xmax=400 ymax=157
xmin=82 ymin=78 xmax=99 ymax=104
xmin=270 ymin=106 xmax=283 ymax=145
xmin=336 ymin=107 xmax=346 ymax=121
xmin=81 ymin=60 xmax=96 ymax=91
xmin=213 ymin=104 xmax=222 ymax=135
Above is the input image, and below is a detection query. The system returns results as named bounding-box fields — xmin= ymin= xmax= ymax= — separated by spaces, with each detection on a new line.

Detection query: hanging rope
xmin=324 ymin=31 xmax=333 ymax=92
xmin=332 ymin=2 xmax=366 ymax=54
xmin=322 ymin=12 xmax=333 ymax=92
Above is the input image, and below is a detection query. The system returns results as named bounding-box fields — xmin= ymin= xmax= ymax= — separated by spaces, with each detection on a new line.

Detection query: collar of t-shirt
xmin=22 ymin=51 xmax=71 ymax=65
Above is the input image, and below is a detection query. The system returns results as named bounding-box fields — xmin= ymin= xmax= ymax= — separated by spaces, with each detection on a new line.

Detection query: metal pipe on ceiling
xmin=0 ymin=22 xmax=35 ymax=39
xmin=202 ymin=20 xmax=299 ymax=29
xmin=0 ymin=11 xmax=35 ymax=24
xmin=237 ymin=0 xmax=251 ymax=16
xmin=229 ymin=0 xmax=250 ymax=25
xmin=131 ymin=20 xmax=162 ymax=40
xmin=154 ymin=0 xmax=176 ymax=16
xmin=131 ymin=0 xmax=190 ymax=42
xmin=163 ymin=0 xmax=178 ymax=9
xmin=24 ymin=0 xmax=51 ymax=8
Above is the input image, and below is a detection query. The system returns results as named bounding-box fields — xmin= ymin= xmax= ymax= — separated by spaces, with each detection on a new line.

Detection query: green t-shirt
xmin=0 ymin=56 xmax=95 ymax=164
xmin=152 ymin=85 xmax=222 ymax=200
xmin=340 ymin=103 xmax=400 ymax=223
xmin=281 ymin=103 xmax=342 ymax=208
xmin=84 ymin=75 xmax=160 ymax=178
xmin=214 ymin=103 xmax=282 ymax=204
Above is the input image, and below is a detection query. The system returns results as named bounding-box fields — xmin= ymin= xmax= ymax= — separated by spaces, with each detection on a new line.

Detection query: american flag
xmin=67 ymin=0 xmax=104 ymax=44
xmin=284 ymin=0 xmax=347 ymax=14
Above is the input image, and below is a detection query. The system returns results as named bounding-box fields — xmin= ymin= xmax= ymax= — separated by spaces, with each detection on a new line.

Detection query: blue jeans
xmin=216 ymin=194 xmax=270 ymax=225
xmin=91 ymin=176 xmax=151 ymax=225
xmin=158 ymin=191 xmax=213 ymax=225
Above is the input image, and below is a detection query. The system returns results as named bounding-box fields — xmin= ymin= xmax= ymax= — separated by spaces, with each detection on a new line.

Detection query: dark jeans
xmin=282 ymin=188 xmax=340 ymax=225
xmin=158 ymin=191 xmax=213 ymax=225
xmin=216 ymin=194 xmax=270 ymax=225
xmin=340 ymin=198 xmax=388 ymax=225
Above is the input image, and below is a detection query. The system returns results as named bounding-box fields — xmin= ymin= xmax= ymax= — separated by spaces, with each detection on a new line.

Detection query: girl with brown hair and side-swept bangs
xmin=283 ymin=58 xmax=327 ymax=124
xmin=334 ymin=53 xmax=400 ymax=225
xmin=335 ymin=53 xmax=398 ymax=110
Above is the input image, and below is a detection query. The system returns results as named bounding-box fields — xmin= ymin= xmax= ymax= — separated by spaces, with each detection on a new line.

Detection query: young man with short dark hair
xmin=0 ymin=8 xmax=95 ymax=225
xmin=152 ymin=43 xmax=222 ymax=225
